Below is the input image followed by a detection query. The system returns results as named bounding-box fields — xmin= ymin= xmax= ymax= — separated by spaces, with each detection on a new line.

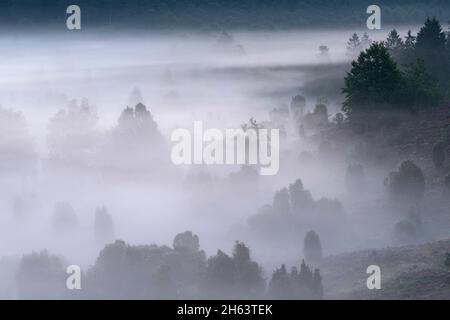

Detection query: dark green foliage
xmin=386 ymin=29 xmax=404 ymax=58
xmin=432 ymin=141 xmax=446 ymax=168
xmin=416 ymin=17 xmax=447 ymax=54
xmin=402 ymin=59 xmax=443 ymax=110
xmin=343 ymin=42 xmax=404 ymax=117
xmin=412 ymin=17 xmax=450 ymax=99
xmin=343 ymin=17 xmax=450 ymax=122
xmin=386 ymin=160 xmax=425 ymax=202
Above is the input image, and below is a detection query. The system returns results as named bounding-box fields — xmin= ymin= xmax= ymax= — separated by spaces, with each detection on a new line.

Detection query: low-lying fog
xmin=0 ymin=26 xmax=419 ymax=274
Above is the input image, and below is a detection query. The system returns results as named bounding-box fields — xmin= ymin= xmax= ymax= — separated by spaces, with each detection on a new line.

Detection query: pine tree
xmin=343 ymin=42 xmax=403 ymax=117
xmin=361 ymin=32 xmax=373 ymax=49
xmin=232 ymin=242 xmax=265 ymax=298
xmin=268 ymin=264 xmax=292 ymax=299
xmin=416 ymin=17 xmax=446 ymax=53
xmin=385 ymin=29 xmax=404 ymax=58
xmin=312 ymin=268 xmax=324 ymax=299
xmin=346 ymin=33 xmax=362 ymax=58
xmin=415 ymin=17 xmax=449 ymax=84
xmin=404 ymin=30 xmax=416 ymax=49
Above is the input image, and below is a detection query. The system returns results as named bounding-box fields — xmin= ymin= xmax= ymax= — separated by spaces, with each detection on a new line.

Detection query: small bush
xmin=303 ymin=230 xmax=323 ymax=265
xmin=386 ymin=160 xmax=425 ymax=202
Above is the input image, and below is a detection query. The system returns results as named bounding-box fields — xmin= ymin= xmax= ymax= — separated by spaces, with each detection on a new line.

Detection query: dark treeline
xmin=343 ymin=17 xmax=450 ymax=125
xmin=15 ymin=231 xmax=323 ymax=299
xmin=0 ymin=0 xmax=449 ymax=30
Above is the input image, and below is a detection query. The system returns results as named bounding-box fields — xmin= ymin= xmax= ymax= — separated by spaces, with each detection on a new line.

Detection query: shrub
xmin=173 ymin=231 xmax=200 ymax=253
xmin=386 ymin=160 xmax=425 ymax=202
xmin=303 ymin=230 xmax=323 ymax=265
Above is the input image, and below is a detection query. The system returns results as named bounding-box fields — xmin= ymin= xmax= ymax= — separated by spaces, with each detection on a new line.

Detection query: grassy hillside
xmin=322 ymin=238 xmax=450 ymax=299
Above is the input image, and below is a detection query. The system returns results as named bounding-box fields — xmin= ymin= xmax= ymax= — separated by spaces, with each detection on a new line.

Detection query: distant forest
xmin=1 ymin=0 xmax=450 ymax=30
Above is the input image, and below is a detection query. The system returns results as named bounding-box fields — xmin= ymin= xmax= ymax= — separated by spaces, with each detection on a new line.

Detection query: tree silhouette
xmin=273 ymin=188 xmax=290 ymax=215
xmin=268 ymin=264 xmax=292 ymax=299
xmin=346 ymin=33 xmax=362 ymax=58
xmin=288 ymin=179 xmax=315 ymax=215
xmin=173 ymin=231 xmax=200 ymax=253
xmin=385 ymin=29 xmax=404 ymax=58
xmin=16 ymin=251 xmax=66 ymax=299
xmin=205 ymin=250 xmax=238 ymax=298
xmin=232 ymin=242 xmax=265 ymax=298
xmin=416 ymin=17 xmax=446 ymax=53
xmin=94 ymin=206 xmax=115 ymax=244
xmin=343 ymin=42 xmax=403 ymax=117
xmin=303 ymin=231 xmax=323 ymax=266
xmin=386 ymin=160 xmax=425 ymax=203
xmin=47 ymin=98 xmax=99 ymax=162
xmin=415 ymin=17 xmax=448 ymax=79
